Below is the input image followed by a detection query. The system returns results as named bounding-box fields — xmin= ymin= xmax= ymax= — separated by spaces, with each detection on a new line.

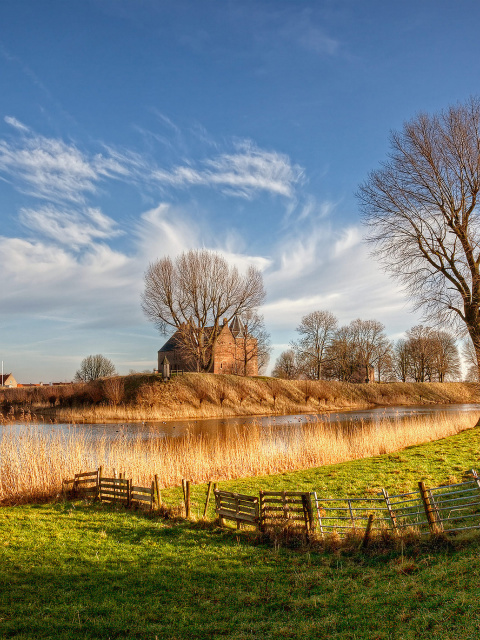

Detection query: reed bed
xmin=3 ymin=374 xmax=480 ymax=423
xmin=1 ymin=411 xmax=479 ymax=505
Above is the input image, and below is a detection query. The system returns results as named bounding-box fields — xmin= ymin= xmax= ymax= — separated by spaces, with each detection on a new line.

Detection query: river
xmin=6 ymin=402 xmax=480 ymax=441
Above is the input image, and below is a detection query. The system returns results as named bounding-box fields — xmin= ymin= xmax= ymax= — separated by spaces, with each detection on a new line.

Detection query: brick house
xmin=158 ymin=317 xmax=258 ymax=376
xmin=0 ymin=373 xmax=17 ymax=388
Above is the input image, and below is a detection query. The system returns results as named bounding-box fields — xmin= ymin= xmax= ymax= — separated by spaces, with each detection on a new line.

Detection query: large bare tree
xmin=358 ymin=98 xmax=480 ymax=376
xmin=142 ymin=249 xmax=266 ymax=372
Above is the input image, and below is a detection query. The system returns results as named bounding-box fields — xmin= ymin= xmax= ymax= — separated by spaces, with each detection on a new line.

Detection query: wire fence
xmin=63 ymin=467 xmax=480 ymax=540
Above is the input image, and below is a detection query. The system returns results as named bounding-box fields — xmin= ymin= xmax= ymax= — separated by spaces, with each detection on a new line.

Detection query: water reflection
xmin=6 ymin=402 xmax=480 ymax=442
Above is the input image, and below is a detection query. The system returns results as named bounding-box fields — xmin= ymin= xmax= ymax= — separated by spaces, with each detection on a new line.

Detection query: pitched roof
xmin=158 ymin=331 xmax=182 ymax=353
xmin=0 ymin=373 xmax=13 ymax=384
xmin=229 ymin=316 xmax=245 ymax=338
xmin=158 ymin=317 xmax=249 ymax=353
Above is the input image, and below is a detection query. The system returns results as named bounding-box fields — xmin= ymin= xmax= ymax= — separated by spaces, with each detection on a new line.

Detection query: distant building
xmin=350 ymin=364 xmax=375 ymax=384
xmin=0 ymin=373 xmax=17 ymax=388
xmin=158 ymin=317 xmax=258 ymax=376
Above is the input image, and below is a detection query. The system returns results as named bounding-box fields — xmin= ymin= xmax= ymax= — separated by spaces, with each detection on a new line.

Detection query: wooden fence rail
xmin=63 ymin=467 xmax=480 ymax=540
xmin=259 ymin=491 xmax=314 ymax=533
xmin=214 ymin=490 xmax=260 ymax=529
xmin=99 ymin=477 xmax=130 ymax=506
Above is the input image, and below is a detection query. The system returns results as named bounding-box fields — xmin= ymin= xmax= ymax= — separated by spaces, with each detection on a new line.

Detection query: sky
xmin=1 ymin=0 xmax=479 ymax=383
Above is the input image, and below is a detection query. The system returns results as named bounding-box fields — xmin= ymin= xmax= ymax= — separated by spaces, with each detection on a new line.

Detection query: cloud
xmin=4 ymin=116 xmax=30 ymax=132
xmin=152 ymin=141 xmax=303 ymax=199
xmin=136 ymin=203 xmax=203 ymax=261
xmin=19 ymin=206 xmax=122 ymax=249
xmin=263 ymin=219 xmax=413 ymax=335
xmin=0 ymin=235 xmax=138 ymax=323
xmin=0 ymin=129 xmax=147 ymax=203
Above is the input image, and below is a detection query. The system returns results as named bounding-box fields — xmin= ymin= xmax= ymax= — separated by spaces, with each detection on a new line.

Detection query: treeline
xmin=272 ymin=311 xmax=465 ymax=383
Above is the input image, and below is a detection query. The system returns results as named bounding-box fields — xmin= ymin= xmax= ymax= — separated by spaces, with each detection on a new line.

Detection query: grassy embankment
xmin=1 ymin=373 xmax=480 ymax=423
xmin=2 ymin=425 xmax=480 ymax=639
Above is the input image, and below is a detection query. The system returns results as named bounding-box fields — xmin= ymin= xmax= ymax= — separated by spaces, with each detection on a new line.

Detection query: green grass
xmin=164 ymin=424 xmax=480 ymax=519
xmin=2 ymin=427 xmax=480 ymax=639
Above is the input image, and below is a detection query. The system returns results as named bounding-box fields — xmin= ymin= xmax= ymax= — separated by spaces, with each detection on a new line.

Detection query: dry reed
xmin=1 ymin=411 xmax=479 ymax=506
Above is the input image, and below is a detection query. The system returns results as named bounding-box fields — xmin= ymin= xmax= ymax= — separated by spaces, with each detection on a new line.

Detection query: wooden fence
xmin=214 ymin=490 xmax=259 ymax=529
xmin=64 ymin=467 xmax=480 ymax=541
xmin=259 ymin=491 xmax=314 ymax=533
xmin=63 ymin=469 xmax=156 ymax=511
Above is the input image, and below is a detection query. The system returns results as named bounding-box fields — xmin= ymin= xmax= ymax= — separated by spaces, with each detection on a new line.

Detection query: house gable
xmin=0 ymin=373 xmax=17 ymax=388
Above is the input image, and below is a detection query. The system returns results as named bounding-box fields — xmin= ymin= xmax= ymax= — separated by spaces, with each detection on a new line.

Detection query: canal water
xmin=6 ymin=403 xmax=480 ymax=441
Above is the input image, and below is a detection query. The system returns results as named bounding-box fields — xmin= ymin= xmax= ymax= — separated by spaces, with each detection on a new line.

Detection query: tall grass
xmin=2 ymin=374 xmax=480 ymax=423
xmin=1 ymin=411 xmax=478 ymax=505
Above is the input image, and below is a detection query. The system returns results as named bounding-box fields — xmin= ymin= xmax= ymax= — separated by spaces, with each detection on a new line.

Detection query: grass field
xmin=2 ymin=426 xmax=480 ymax=639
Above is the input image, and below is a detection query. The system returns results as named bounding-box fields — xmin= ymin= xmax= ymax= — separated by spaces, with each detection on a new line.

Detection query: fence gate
xmin=214 ymin=490 xmax=260 ymax=529
xmin=259 ymin=491 xmax=314 ymax=533
xmin=99 ymin=477 xmax=130 ymax=506
xmin=312 ymin=494 xmax=390 ymax=538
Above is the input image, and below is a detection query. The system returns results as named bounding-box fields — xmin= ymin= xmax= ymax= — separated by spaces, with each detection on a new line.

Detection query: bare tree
xmin=394 ymin=339 xmax=410 ymax=382
xmin=375 ymin=340 xmax=395 ymax=382
xmin=431 ymin=330 xmax=461 ymax=382
xmin=393 ymin=326 xmax=460 ymax=382
xmin=291 ymin=310 xmax=338 ymax=380
xmin=324 ymin=326 xmax=358 ymax=381
xmin=348 ymin=318 xmax=389 ymax=382
xmin=325 ymin=319 xmax=389 ymax=382
xmin=234 ymin=310 xmax=272 ymax=375
xmin=142 ymin=250 xmax=266 ymax=372
xmin=272 ymin=349 xmax=298 ymax=379
xmin=103 ymin=377 xmax=125 ymax=406
xmin=404 ymin=325 xmax=437 ymax=382
xmin=74 ymin=355 xmax=116 ymax=382
xmin=358 ymin=98 xmax=480 ymax=378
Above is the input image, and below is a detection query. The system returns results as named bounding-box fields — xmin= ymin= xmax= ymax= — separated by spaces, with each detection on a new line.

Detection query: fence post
xmin=302 ymin=493 xmax=314 ymax=532
xmin=182 ymin=479 xmax=187 ymax=503
xmin=127 ymin=479 xmax=131 ymax=508
xmin=313 ymin=492 xmax=324 ymax=537
xmin=151 ymin=481 xmax=155 ymax=511
xmin=362 ymin=514 xmax=374 ymax=548
xmin=155 ymin=474 xmax=161 ymax=508
xmin=418 ymin=481 xmax=438 ymax=533
xmin=203 ymin=481 xmax=213 ymax=519
xmin=97 ymin=466 xmax=103 ymax=501
xmin=381 ymin=488 xmax=397 ymax=533
xmin=259 ymin=491 xmax=265 ymax=532
xmin=185 ymin=480 xmax=191 ymax=519
xmin=428 ymin=488 xmax=444 ymax=532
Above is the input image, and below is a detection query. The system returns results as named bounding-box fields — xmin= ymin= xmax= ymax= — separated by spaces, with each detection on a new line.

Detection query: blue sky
xmin=0 ymin=0 xmax=478 ymax=382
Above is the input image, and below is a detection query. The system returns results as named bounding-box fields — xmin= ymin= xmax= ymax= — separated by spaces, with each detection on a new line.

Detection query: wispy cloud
xmin=19 ymin=206 xmax=122 ymax=249
xmin=152 ymin=141 xmax=303 ymax=199
xmin=0 ymin=129 xmax=146 ymax=203
xmin=4 ymin=116 xmax=30 ymax=132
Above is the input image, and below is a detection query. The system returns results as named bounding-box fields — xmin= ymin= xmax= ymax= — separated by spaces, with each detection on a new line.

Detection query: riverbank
xmin=2 ymin=426 xmax=480 ymax=639
xmin=2 ymin=409 xmax=479 ymax=505
xmin=2 ymin=373 xmax=480 ymax=423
